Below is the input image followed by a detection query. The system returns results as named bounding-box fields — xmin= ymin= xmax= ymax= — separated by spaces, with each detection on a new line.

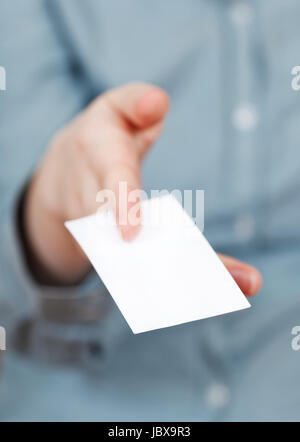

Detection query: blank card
xmin=65 ymin=195 xmax=250 ymax=334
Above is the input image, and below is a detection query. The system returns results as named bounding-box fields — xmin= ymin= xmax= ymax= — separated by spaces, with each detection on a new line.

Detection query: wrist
xmin=20 ymin=180 xmax=90 ymax=286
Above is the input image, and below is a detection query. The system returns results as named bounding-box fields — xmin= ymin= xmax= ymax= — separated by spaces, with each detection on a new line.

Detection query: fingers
xmin=218 ymin=253 xmax=263 ymax=296
xmin=103 ymin=82 xmax=170 ymax=130
xmin=102 ymin=159 xmax=142 ymax=242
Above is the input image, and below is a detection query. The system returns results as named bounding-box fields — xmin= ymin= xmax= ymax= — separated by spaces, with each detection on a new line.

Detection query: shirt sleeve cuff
xmin=0 ymin=198 xmax=128 ymax=369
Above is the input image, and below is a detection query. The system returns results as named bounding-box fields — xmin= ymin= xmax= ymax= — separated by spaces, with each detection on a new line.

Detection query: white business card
xmin=65 ymin=195 xmax=250 ymax=334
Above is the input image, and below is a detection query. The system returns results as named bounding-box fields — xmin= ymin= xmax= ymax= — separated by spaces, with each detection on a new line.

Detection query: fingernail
xmin=120 ymin=225 xmax=140 ymax=242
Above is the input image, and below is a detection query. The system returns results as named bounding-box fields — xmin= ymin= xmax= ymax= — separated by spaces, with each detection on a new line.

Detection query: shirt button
xmin=229 ymin=1 xmax=253 ymax=26
xmin=87 ymin=342 xmax=103 ymax=357
xmin=234 ymin=213 xmax=256 ymax=242
xmin=205 ymin=383 xmax=231 ymax=410
xmin=231 ymin=103 xmax=258 ymax=132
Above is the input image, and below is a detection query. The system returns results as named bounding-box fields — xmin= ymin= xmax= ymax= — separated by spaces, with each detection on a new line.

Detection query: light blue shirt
xmin=0 ymin=0 xmax=300 ymax=421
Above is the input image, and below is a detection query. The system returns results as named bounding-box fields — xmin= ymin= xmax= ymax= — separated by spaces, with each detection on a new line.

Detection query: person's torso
xmin=51 ymin=0 xmax=300 ymax=251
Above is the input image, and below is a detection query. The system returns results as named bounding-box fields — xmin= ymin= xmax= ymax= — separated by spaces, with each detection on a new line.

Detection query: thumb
xmin=103 ymin=160 xmax=142 ymax=243
xmin=103 ymin=82 xmax=170 ymax=131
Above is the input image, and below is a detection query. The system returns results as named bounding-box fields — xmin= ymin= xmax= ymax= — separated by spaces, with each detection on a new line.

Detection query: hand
xmin=23 ymin=82 xmax=262 ymax=294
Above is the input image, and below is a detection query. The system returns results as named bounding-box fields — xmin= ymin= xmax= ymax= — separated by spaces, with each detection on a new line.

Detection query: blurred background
xmin=0 ymin=0 xmax=300 ymax=422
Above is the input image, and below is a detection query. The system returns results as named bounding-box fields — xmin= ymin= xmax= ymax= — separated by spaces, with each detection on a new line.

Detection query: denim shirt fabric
xmin=0 ymin=0 xmax=300 ymax=421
